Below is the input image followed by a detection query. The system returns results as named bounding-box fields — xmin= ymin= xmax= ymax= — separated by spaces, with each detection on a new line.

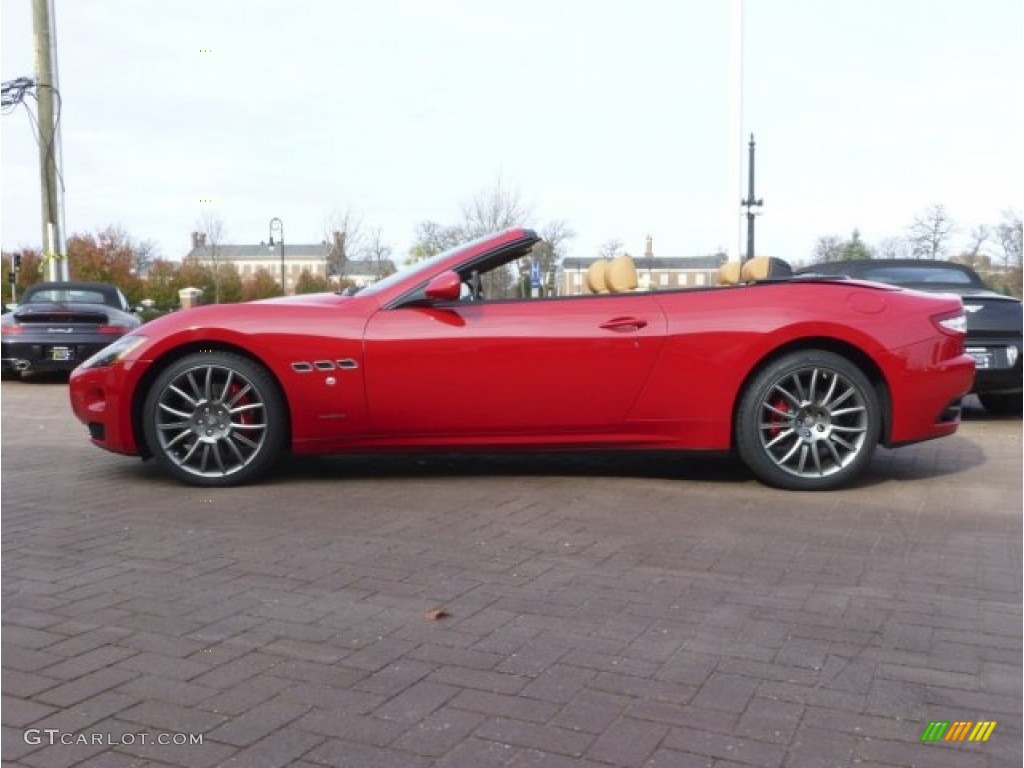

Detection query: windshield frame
xmin=356 ymin=235 xmax=499 ymax=298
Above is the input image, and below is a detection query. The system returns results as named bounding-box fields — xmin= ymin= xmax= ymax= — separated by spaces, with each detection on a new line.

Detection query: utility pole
xmin=727 ymin=0 xmax=744 ymax=265
xmin=742 ymin=134 xmax=763 ymax=263
xmin=32 ymin=0 xmax=67 ymax=281
xmin=269 ymin=218 xmax=285 ymax=294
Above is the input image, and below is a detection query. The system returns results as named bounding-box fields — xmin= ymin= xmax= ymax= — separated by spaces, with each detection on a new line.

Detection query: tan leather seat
xmin=606 ymin=254 xmax=638 ymax=293
xmin=718 ymin=261 xmax=742 ymax=285
xmin=586 ymin=259 xmax=610 ymax=293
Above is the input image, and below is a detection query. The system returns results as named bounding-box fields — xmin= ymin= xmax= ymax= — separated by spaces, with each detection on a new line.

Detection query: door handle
xmin=599 ymin=317 xmax=648 ymax=331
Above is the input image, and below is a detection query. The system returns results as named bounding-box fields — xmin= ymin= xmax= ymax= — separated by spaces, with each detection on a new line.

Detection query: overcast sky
xmin=1 ymin=0 xmax=1021 ymax=265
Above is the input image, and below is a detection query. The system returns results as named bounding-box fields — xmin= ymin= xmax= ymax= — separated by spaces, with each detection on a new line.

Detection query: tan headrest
xmin=586 ymin=259 xmax=610 ymax=293
xmin=606 ymin=254 xmax=638 ymax=293
xmin=741 ymin=256 xmax=793 ymax=282
xmin=718 ymin=261 xmax=741 ymax=285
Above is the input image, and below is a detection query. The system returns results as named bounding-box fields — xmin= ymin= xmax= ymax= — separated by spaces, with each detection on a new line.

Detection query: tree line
xmin=8 ymin=191 xmax=1016 ymax=308
xmin=0 ymin=227 xmax=337 ymax=310
xmin=811 ymin=205 xmax=1023 ymax=296
xmin=2 ymin=180 xmax=580 ymax=309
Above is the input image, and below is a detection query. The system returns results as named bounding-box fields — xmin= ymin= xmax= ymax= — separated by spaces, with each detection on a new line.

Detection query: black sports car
xmin=799 ymin=259 xmax=1022 ymax=414
xmin=1 ymin=281 xmax=141 ymax=378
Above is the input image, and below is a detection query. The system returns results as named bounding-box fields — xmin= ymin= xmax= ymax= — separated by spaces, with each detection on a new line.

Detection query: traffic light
xmin=12 ymin=253 xmax=21 ymax=271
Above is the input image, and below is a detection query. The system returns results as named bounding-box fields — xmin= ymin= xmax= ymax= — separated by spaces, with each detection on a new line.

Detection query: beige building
xmin=185 ymin=232 xmax=395 ymax=295
xmin=561 ymin=253 xmax=727 ymax=295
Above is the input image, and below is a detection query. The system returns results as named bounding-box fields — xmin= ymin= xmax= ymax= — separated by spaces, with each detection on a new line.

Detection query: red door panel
xmin=363 ymin=297 xmax=666 ymax=435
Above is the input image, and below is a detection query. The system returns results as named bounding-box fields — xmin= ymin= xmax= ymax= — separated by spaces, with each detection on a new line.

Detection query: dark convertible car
xmin=1 ymin=281 xmax=141 ymax=378
xmin=799 ymin=260 xmax=1022 ymax=415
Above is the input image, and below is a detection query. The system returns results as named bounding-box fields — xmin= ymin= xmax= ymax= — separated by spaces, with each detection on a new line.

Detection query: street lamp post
xmin=268 ymin=217 xmax=284 ymax=294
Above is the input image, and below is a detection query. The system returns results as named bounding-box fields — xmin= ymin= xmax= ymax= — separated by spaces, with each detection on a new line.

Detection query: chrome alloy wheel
xmin=153 ymin=363 xmax=269 ymax=479
xmin=757 ymin=366 xmax=869 ymax=479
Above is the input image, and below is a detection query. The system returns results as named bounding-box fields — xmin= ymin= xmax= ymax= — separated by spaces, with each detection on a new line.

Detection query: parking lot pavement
xmin=2 ymin=377 xmax=1021 ymax=768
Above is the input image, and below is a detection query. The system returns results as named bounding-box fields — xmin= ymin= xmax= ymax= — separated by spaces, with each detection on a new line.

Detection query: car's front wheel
xmin=735 ymin=351 xmax=881 ymax=491
xmin=143 ymin=351 xmax=286 ymax=486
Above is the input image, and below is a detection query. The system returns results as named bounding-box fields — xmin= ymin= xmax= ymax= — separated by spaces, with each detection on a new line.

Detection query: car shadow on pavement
xmin=4 ymin=375 xmax=1004 ymax=489
xmin=960 ymin=394 xmax=1023 ymax=423
xmin=273 ymin=434 xmax=987 ymax=489
xmin=278 ymin=450 xmax=752 ymax=485
xmin=2 ymin=371 xmax=72 ymax=385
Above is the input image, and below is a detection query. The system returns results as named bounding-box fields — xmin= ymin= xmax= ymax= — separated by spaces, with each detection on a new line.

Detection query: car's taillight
xmin=98 ymin=324 xmax=131 ymax=334
xmin=932 ymin=309 xmax=966 ymax=335
xmin=1 ymin=324 xmax=23 ymax=335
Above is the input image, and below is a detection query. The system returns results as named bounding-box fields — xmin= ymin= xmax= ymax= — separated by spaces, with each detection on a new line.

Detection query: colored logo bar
xmin=921 ymin=721 xmax=997 ymax=743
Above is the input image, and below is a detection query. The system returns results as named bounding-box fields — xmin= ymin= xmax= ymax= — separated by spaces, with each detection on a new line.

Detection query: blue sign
xmin=530 ymin=261 xmax=541 ymax=288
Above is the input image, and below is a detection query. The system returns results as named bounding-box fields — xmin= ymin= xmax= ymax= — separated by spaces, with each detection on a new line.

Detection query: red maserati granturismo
xmin=69 ymin=228 xmax=974 ymax=490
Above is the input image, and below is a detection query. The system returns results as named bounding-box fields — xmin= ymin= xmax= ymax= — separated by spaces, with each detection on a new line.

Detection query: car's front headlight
xmin=80 ymin=334 xmax=148 ymax=369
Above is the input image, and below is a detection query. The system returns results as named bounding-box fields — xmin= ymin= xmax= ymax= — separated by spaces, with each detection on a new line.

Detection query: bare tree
xmin=408 ymin=221 xmax=463 ymax=263
xmin=965 ymin=224 xmax=991 ymax=259
xmin=875 ymin=236 xmax=910 ymax=260
xmin=407 ymin=178 xmax=575 ymax=298
xmin=995 ymin=210 xmax=1023 ymax=269
xmin=907 ymin=204 xmax=955 ymax=260
xmin=597 ymin=239 xmax=623 ymax=260
xmin=322 ymin=208 xmax=368 ymax=277
xmin=366 ymin=227 xmax=394 ymax=279
xmin=811 ymin=235 xmax=843 ymax=263
xmin=459 ymin=176 xmax=531 ymax=239
xmin=533 ymin=219 xmax=575 ymax=295
xmin=197 ymin=212 xmax=226 ymax=303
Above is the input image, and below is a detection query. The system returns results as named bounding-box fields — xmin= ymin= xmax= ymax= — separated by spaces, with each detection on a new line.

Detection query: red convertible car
xmin=69 ymin=228 xmax=973 ymax=491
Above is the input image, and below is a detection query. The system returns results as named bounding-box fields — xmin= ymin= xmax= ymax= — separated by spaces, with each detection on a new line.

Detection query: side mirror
xmin=424 ymin=271 xmax=462 ymax=302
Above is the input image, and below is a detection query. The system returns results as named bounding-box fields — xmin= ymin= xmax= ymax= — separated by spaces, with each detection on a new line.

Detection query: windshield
xmin=357 ymin=233 xmax=504 ymax=297
xmin=27 ymin=288 xmax=110 ymax=304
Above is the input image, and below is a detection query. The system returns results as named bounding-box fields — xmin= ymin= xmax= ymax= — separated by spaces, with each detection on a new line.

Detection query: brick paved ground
xmin=2 ymin=377 xmax=1021 ymax=767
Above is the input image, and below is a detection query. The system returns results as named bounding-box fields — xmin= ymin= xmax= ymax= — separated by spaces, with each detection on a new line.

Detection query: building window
xmin=696 ymin=273 xmax=706 ymax=286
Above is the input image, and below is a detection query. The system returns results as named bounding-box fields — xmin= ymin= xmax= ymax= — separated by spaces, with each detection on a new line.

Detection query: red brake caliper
xmin=769 ymin=398 xmax=789 ymax=436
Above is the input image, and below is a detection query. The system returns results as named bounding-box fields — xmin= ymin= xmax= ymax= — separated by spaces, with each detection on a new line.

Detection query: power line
xmin=3 ymin=78 xmax=68 ymax=232
xmin=1 ymin=77 xmax=36 ymax=113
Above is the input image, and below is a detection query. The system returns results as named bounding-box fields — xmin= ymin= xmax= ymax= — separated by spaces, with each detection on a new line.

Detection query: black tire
xmin=736 ymin=350 xmax=881 ymax=491
xmin=978 ymin=392 xmax=1023 ymax=416
xmin=143 ymin=351 xmax=286 ymax=486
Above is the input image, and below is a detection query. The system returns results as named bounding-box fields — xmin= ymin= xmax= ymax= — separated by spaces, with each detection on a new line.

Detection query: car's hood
xmin=251 ymin=292 xmax=355 ymax=307
xmin=131 ymin=292 xmax=362 ymax=338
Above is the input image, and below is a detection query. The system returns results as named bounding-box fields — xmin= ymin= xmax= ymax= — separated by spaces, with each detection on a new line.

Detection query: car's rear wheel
xmin=143 ymin=351 xmax=286 ymax=486
xmin=978 ymin=392 xmax=1022 ymax=416
xmin=736 ymin=351 xmax=880 ymax=491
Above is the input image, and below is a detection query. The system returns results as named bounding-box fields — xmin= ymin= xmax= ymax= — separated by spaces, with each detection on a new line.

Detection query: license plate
xmin=51 ymin=346 xmax=74 ymax=362
xmin=966 ymin=348 xmax=992 ymax=369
